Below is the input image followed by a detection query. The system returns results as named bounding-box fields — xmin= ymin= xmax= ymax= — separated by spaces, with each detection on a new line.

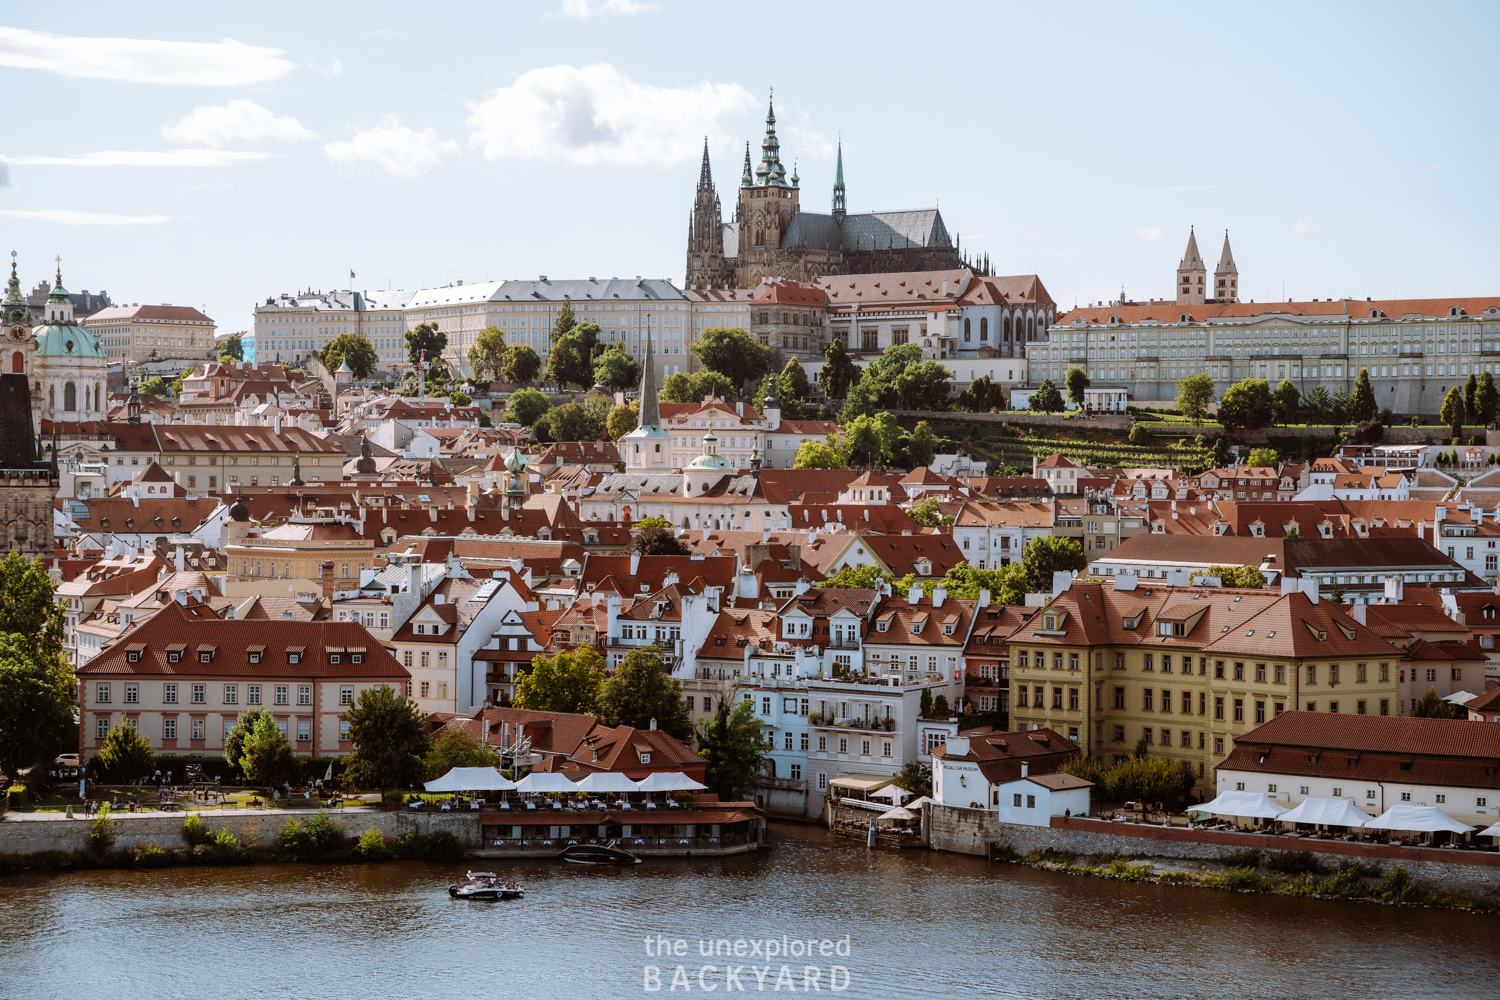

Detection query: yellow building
xmin=83 ymin=304 xmax=217 ymax=363
xmin=223 ymin=505 xmax=376 ymax=602
xmin=1006 ymin=580 xmax=1405 ymax=795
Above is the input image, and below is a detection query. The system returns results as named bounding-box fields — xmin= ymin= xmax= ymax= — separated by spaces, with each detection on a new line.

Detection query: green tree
xmin=920 ymin=688 xmax=933 ymax=717
xmin=169 ymin=367 xmax=194 ymax=398
xmin=505 ymin=387 xmax=551 ymax=426
xmin=1464 ymin=373 xmax=1479 ymax=422
xmin=93 ymin=718 xmax=154 ymax=782
xmin=1217 ymin=378 xmax=1275 ymax=431
xmin=220 ymin=334 xmax=243 ymax=360
xmin=342 ymin=685 xmax=430 ymax=790
xmin=753 ymin=373 xmax=803 ymax=420
xmin=320 ymin=333 xmax=379 ymax=379
xmin=843 ymin=415 xmax=883 ymax=467
xmin=629 ymin=521 xmax=690 ymax=556
xmin=893 ymin=361 xmax=953 ymax=410
xmin=503 ymin=344 xmax=541 ymax=384
xmin=1103 ymin=756 xmax=1196 ymax=806
xmin=0 ymin=551 xmax=67 ymax=667
xmin=0 ymin=642 xmax=74 ymax=790
xmin=223 ymin=707 xmax=270 ymax=772
xmin=698 ymin=694 xmax=772 ymax=801
xmin=597 ymin=647 xmax=693 ymax=741
xmin=1476 ymin=371 xmax=1500 ymax=427
xmin=546 ymin=323 xmax=603 ymax=389
xmin=924 ymin=562 xmax=1029 ymax=604
xmin=690 ymin=327 xmax=773 ymax=394
xmin=1021 ymin=535 xmax=1086 ymax=593
xmin=1303 ymin=384 xmax=1334 ymax=425
xmin=448 ymin=390 xmax=471 ymax=407
xmin=594 ymin=346 xmax=642 ymax=391
xmin=241 ymin=712 xmax=300 ymax=787
xmin=955 ymin=375 xmax=1008 ymax=413
xmin=793 ymin=440 xmax=846 ymax=469
xmin=781 ymin=358 xmax=810 ymax=404
xmin=1128 ymin=423 xmax=1151 ymax=445
xmin=1028 ymin=378 xmax=1066 ymax=413
xmin=1176 ymin=373 xmax=1216 ymax=423
xmin=467 ymin=326 xmax=510 ymax=382
xmin=1412 ymin=688 xmax=1458 ymax=719
xmin=1273 ymin=379 xmax=1301 ymax=426
xmin=661 ymin=370 xmax=735 ymax=404
xmin=140 ymin=376 xmax=170 ymax=397
xmin=1065 ymin=366 xmax=1091 ymax=409
xmin=552 ymin=296 xmax=578 ymax=344
xmin=907 ymin=420 xmax=938 ymax=468
xmin=1350 ymin=369 xmax=1378 ymax=424
xmin=607 ymin=400 xmax=639 ymax=439
xmin=1440 ymin=386 xmax=1465 ymax=442
xmin=1195 ymin=565 xmax=1268 ymax=588
xmin=908 ymin=496 xmax=953 ymax=528
xmin=892 ymin=761 xmax=932 ymax=798
xmin=1330 ymin=386 xmax=1351 ymax=426
xmin=423 ymin=726 xmax=500 ymax=781
xmin=816 ymin=564 xmax=895 ymax=591
xmin=819 ymin=338 xmax=862 ymax=400
xmin=1056 ymin=754 xmax=1107 ymax=785
xmin=514 ymin=646 xmax=605 ymax=715
xmin=546 ymin=401 xmax=600 ymax=441
xmin=405 ymin=322 xmax=448 ymax=370
xmin=1246 ymin=447 xmax=1278 ymax=469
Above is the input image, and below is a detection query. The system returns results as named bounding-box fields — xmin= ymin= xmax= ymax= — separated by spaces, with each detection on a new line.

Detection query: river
xmin=0 ymin=822 xmax=1491 ymax=999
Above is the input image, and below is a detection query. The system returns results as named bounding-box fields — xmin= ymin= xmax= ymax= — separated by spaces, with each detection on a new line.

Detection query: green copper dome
xmin=33 ymin=320 xmax=104 ymax=358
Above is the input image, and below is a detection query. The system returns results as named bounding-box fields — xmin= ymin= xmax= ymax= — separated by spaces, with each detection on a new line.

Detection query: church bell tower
xmin=0 ymin=253 xmax=60 ymax=556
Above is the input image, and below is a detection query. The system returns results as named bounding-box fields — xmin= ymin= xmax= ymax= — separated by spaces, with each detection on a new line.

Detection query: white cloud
xmin=8 ymin=150 xmax=273 ymax=168
xmin=0 ymin=209 xmax=173 ymax=225
xmin=324 ymin=118 xmax=459 ymax=178
xmin=1138 ymin=227 xmax=1164 ymax=241
xmin=0 ymin=157 xmax=9 ymax=187
xmin=0 ymin=26 xmax=293 ymax=86
xmin=305 ymin=56 xmax=343 ymax=78
xmin=783 ymin=109 xmax=834 ymax=160
xmin=162 ymin=101 xmax=315 ymax=148
xmin=467 ymin=63 xmax=756 ymax=167
xmin=1291 ymin=221 xmax=1314 ymax=234
xmin=547 ymin=0 xmax=659 ymax=19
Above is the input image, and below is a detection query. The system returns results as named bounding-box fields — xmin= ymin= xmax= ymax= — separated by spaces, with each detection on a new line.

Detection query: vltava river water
xmin=0 ymin=822 xmax=1492 ymax=999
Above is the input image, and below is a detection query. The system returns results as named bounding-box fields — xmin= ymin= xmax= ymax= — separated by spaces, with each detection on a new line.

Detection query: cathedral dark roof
xmin=782 ymin=209 xmax=951 ymax=253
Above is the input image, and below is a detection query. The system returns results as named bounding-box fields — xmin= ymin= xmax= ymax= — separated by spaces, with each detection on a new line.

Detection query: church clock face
xmin=6 ymin=325 xmax=27 ymax=343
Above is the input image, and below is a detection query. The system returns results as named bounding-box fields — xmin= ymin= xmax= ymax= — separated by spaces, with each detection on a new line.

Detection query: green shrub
xmin=355 ymin=827 xmax=391 ymax=861
xmin=1106 ymin=860 xmax=1154 ymax=879
xmin=393 ymin=830 xmax=463 ymax=863
xmin=181 ymin=814 xmax=212 ymax=846
xmin=1025 ymin=848 xmax=1076 ymax=866
xmin=1378 ymin=865 xmax=1421 ymax=903
xmin=88 ymin=803 xmax=115 ymax=853
xmin=1212 ymin=867 xmax=1262 ymax=891
xmin=1265 ymin=850 xmax=1325 ymax=876
xmin=1216 ymin=847 xmax=1261 ymax=869
xmin=133 ymin=844 xmax=169 ymax=868
xmin=1316 ymin=865 xmax=1373 ymax=898
xmin=212 ymin=828 xmax=244 ymax=860
xmin=277 ymin=813 xmax=348 ymax=859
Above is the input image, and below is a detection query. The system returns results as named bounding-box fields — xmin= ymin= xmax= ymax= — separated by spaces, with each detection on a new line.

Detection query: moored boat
xmin=559 ymin=840 xmax=642 ymax=865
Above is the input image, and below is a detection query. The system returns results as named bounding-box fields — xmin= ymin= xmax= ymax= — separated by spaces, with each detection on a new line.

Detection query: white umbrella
xmin=576 ymin=772 xmax=640 ymax=794
xmin=876 ymin=805 xmax=916 ymax=822
xmin=635 ymin=771 xmax=708 ymax=792
xmin=1186 ymin=791 xmax=1287 ymax=820
xmin=1277 ymin=797 xmax=1369 ymax=827
xmin=515 ymin=772 xmax=580 ymax=794
xmin=1477 ymin=822 xmax=1500 ymax=838
xmin=423 ymin=767 xmax=517 ymax=792
xmin=1364 ymin=804 xmax=1473 ymax=834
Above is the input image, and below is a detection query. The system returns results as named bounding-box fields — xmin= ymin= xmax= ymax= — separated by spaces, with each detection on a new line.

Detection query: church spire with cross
xmin=832 ymin=139 xmax=846 ymax=221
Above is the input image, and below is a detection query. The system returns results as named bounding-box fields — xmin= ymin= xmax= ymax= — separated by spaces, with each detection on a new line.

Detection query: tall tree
xmin=1464 ymin=372 xmax=1479 ymax=422
xmin=594 ymin=346 xmax=642 ymax=391
xmin=1246 ymin=447 xmax=1278 ymax=468
xmin=320 ymin=333 xmax=380 ymax=379
xmin=690 ymin=326 xmax=773 ymax=394
xmin=1216 ymin=378 xmax=1274 ymax=431
xmin=405 ymin=322 xmax=448 ymax=371
xmin=818 ymin=338 xmax=861 ymax=400
xmin=224 ymin=707 xmax=270 ymax=772
xmin=1440 ymin=386 xmax=1465 ymax=442
xmin=607 ymin=400 xmax=639 ymax=439
xmin=907 ymin=496 xmax=952 ymax=528
xmin=1303 ymin=384 xmax=1334 ymax=425
xmin=1065 ymin=366 xmax=1091 ymax=409
xmin=1028 ymin=379 xmax=1066 ymax=414
xmin=1478 ymin=371 xmax=1500 ymax=427
xmin=629 ymin=519 xmax=690 ymax=556
xmin=1020 ymin=535 xmax=1086 ymax=593
xmin=793 ymin=440 xmax=846 ymax=469
xmin=342 ymin=685 xmax=431 ymax=790
xmin=505 ymin=387 xmax=551 ymax=426
xmin=893 ymin=361 xmax=953 ymax=410
xmin=753 ymin=373 xmax=803 ymax=420
xmin=596 ymin=647 xmax=693 ymax=741
xmin=547 ymin=401 xmax=603 ymax=441
xmin=1412 ymin=688 xmax=1457 ymax=719
xmin=1175 ymin=373 xmax=1215 ymax=423
xmin=467 ymin=326 xmax=510 ymax=382
xmin=0 ymin=635 xmax=74 ymax=790
xmin=545 ymin=330 xmax=592 ymax=388
xmin=956 ymin=375 xmax=1008 ymax=413
xmin=503 ymin=344 xmax=541 ymax=384
xmin=423 ymin=727 xmax=500 ymax=781
xmin=781 ymin=358 xmax=810 ymax=403
xmin=0 ymin=551 xmax=67 ymax=667
xmin=843 ymin=415 xmax=883 ymax=467
xmin=94 ymin=722 xmax=156 ymax=783
xmin=242 ymin=712 xmax=300 ymax=787
xmin=698 ymin=695 xmax=772 ymax=801
xmin=551 ymin=296 xmax=578 ymax=349
xmin=1350 ymin=368 xmax=1378 ymax=423
xmin=220 ymin=334 xmax=243 ymax=360
xmin=817 ymin=564 xmax=895 ymax=590
xmin=514 ymin=646 xmax=605 ymax=715
xmin=1272 ymin=379 xmax=1301 ymax=426
xmin=907 ymin=420 xmax=938 ymax=468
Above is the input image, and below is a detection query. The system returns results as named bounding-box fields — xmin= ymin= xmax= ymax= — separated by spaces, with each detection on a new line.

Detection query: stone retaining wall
xmin=0 ymin=809 xmax=480 ymax=855
xmin=927 ymin=805 xmax=1500 ymax=900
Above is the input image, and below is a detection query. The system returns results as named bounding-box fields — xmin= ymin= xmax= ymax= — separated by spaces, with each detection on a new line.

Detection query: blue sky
xmin=2 ymin=1 xmax=1497 ymax=335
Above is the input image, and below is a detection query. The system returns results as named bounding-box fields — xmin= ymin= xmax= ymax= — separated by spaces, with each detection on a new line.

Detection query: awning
xmin=829 ymin=775 xmax=894 ymax=793
xmin=1277 ymin=797 xmax=1369 ymax=827
xmin=635 ymin=771 xmax=708 ymax=792
xmin=515 ymin=772 xmax=579 ymax=794
xmin=1364 ymin=804 xmax=1474 ymax=834
xmin=1186 ymin=791 xmax=1287 ymax=819
xmin=576 ymin=772 xmax=639 ymax=793
xmin=423 ymin=767 xmax=517 ymax=792
xmin=876 ymin=806 xmax=917 ymax=822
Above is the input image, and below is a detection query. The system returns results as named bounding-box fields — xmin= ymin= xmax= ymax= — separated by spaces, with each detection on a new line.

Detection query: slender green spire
xmin=832 ymin=140 xmax=846 ymax=220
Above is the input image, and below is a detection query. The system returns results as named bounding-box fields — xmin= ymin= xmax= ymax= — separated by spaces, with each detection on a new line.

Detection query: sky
xmin=2 ymin=1 xmax=1498 ymax=336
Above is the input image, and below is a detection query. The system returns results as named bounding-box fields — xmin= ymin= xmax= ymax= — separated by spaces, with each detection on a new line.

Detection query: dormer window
xmin=639 ymin=752 xmax=651 ymax=764
xmin=329 ymin=654 xmax=341 ymax=664
xmin=1043 ymin=615 xmax=1056 ymax=630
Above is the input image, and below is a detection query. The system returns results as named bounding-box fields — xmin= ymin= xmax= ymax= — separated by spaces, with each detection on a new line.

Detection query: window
xmin=1113 ymin=686 xmax=1125 ymax=709
xmin=191 ymin=720 xmax=205 ymax=740
xmin=275 ymin=685 xmax=288 ymax=706
xmin=801 ymin=733 xmax=809 ymax=751
xmin=1026 ymin=795 xmax=1036 ymax=809
xmin=818 ymin=736 xmax=827 ymax=752
xmin=249 ymin=651 xmax=261 ymax=664
xmin=124 ymin=683 xmax=138 ymax=704
xmin=1112 ymin=725 xmax=1125 ymax=742
xmin=288 ymin=652 xmax=301 ymax=665
xmin=1234 ymin=662 xmax=1245 ymax=681
xmin=420 ymin=681 xmax=431 ymax=698
xmin=1307 ymin=664 xmax=1316 ymax=684
xmin=1275 ymin=663 xmax=1285 ymax=684
xmin=164 ymin=683 xmax=177 ymax=704
xmin=1214 ymin=737 xmax=1224 ymax=755
xmin=247 ymin=685 xmax=260 ymax=705
xmin=1013 ymin=793 xmax=1023 ymax=807
xmin=1233 ymin=699 xmax=1244 ymax=722
xmin=297 ymin=720 xmax=311 ymax=741
xmin=1356 ymin=663 xmax=1367 ymax=682
xmin=1068 ymin=689 xmax=1079 ymax=711
xmin=340 ymin=686 xmax=354 ymax=706
xmin=1215 ymin=697 xmax=1224 ymax=720
xmin=1255 ymin=663 xmax=1266 ymax=683
xmin=1255 ymin=701 xmax=1265 ymax=724
xmin=1052 ymin=688 xmax=1063 ymax=709
xmin=223 ymin=684 xmax=237 ymax=705
xmin=340 ymin=721 xmax=352 ymax=740
xmin=298 ymin=685 xmax=312 ymax=706
xmin=95 ymin=717 xmax=109 ymax=739
xmin=838 ymin=738 xmax=848 ymax=754
xmin=882 ymin=742 xmax=892 ymax=757
xmin=1142 ymin=727 xmax=1154 ymax=744
xmin=96 ymin=683 xmax=111 ymax=704
xmin=1143 ymin=689 xmax=1154 ymax=711
xmin=1144 ymin=654 xmax=1153 ymax=672
xmin=163 ymin=718 xmax=176 ymax=740
xmin=192 ymin=684 xmax=205 ymax=704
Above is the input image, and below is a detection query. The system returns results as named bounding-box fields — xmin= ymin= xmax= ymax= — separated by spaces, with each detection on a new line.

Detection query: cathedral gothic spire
xmin=832 ymin=140 xmax=846 ymax=221
xmin=698 ymin=136 xmax=713 ymax=190
xmin=755 ymin=94 xmax=788 ymax=188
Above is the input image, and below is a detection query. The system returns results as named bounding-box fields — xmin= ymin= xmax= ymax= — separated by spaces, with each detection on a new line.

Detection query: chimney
xmin=434 ymin=593 xmax=445 ymax=605
xmin=1021 ymin=762 xmax=1029 ymax=778
xmin=282 ymin=610 xmax=292 ymax=621
xmin=649 ymin=717 xmax=658 ymax=731
xmin=174 ymin=589 xmax=187 ymax=606
xmin=1351 ymin=603 xmax=1367 ymax=625
xmin=794 ymin=579 xmax=811 ymax=596
xmin=1384 ymin=576 xmax=1403 ymax=602
xmin=629 ymin=551 xmax=641 ymax=576
xmin=977 ymin=588 xmax=991 ymax=608
xmin=933 ymin=587 xmax=946 ymax=608
xmin=908 ymin=586 xmax=922 ymax=605
xmin=175 ymin=547 xmax=185 ymax=573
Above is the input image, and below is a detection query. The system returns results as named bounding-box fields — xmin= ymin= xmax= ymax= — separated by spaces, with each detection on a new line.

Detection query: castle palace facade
xmin=685 ymin=98 xmax=978 ymax=290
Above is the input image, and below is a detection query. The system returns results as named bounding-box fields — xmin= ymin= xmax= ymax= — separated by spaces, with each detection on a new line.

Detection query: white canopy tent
xmin=1364 ymin=805 xmax=1473 ymax=834
xmin=1187 ymin=791 xmax=1287 ymax=820
xmin=876 ymin=806 xmax=917 ymax=823
xmin=576 ymin=772 xmax=640 ymax=794
xmin=515 ymin=772 xmax=580 ymax=794
xmin=423 ymin=767 xmax=517 ymax=792
xmin=1277 ymin=797 xmax=1370 ymax=828
xmin=869 ymin=784 xmax=912 ymax=805
xmin=1476 ymin=822 xmax=1500 ymax=839
xmin=635 ymin=772 xmax=708 ymax=792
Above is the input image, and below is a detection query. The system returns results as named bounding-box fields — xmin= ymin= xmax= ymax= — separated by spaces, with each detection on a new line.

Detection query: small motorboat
xmin=559 ymin=840 xmax=642 ymax=865
xmin=448 ymin=871 xmax=525 ymax=900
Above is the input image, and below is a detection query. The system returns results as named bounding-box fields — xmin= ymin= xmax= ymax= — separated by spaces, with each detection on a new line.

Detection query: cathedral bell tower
xmin=1176 ymin=227 xmax=1207 ymax=305
xmin=0 ymin=253 xmax=60 ymax=557
xmin=685 ymin=137 xmax=732 ymax=289
xmin=735 ymin=92 xmax=800 ymax=285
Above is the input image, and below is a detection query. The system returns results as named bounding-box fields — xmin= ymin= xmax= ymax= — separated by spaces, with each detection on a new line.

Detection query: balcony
xmin=826 ymin=636 xmax=861 ymax=650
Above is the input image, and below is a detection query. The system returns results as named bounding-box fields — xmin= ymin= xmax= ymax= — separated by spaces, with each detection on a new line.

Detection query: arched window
xmin=1027 ymin=316 xmax=1036 ymax=339
xmin=63 ymin=382 xmax=76 ymax=411
xmin=10 ymin=352 xmax=21 ymax=374
xmin=49 ymin=384 xmax=55 ymax=409
xmin=1003 ymin=316 xmax=1012 ymax=341
xmin=963 ymin=318 xmax=971 ymax=341
xmin=980 ymin=317 xmax=989 ymax=341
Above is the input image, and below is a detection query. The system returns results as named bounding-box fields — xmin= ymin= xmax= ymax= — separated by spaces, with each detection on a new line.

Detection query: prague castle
xmin=685 ymin=96 xmax=976 ymax=289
